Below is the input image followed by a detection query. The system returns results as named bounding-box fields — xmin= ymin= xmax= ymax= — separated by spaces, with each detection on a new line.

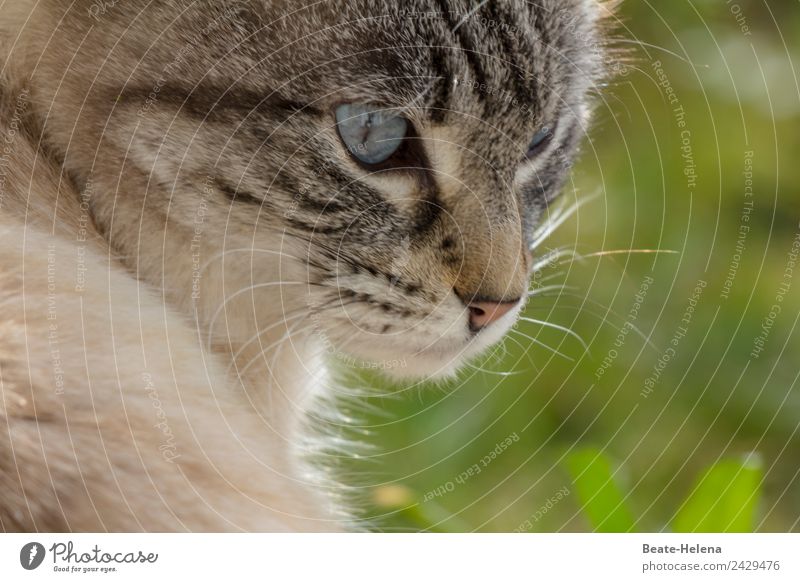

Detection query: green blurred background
xmin=332 ymin=1 xmax=800 ymax=532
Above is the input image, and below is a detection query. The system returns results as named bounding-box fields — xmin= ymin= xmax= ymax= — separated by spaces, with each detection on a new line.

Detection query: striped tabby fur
xmin=0 ymin=0 xmax=612 ymax=531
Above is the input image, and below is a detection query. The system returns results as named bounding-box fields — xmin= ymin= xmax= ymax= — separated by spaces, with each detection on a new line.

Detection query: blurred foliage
xmin=333 ymin=1 xmax=800 ymax=532
xmin=673 ymin=456 xmax=763 ymax=533
xmin=565 ymin=448 xmax=637 ymax=533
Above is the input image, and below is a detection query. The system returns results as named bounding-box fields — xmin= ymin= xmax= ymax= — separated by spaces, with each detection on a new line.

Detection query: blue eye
xmin=335 ymin=104 xmax=408 ymax=166
xmin=526 ymin=126 xmax=554 ymax=159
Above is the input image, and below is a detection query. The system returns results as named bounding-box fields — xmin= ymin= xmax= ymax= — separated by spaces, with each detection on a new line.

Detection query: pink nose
xmin=468 ymin=300 xmax=519 ymax=332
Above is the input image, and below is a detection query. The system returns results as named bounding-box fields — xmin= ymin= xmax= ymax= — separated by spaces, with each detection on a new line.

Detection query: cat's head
xmin=13 ymin=0 xmax=612 ymax=379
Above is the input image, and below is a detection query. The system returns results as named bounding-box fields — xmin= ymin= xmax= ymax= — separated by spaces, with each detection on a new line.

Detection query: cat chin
xmin=331 ymin=345 xmax=465 ymax=381
xmin=336 ymin=320 xmax=514 ymax=383
xmin=375 ymin=352 xmax=465 ymax=382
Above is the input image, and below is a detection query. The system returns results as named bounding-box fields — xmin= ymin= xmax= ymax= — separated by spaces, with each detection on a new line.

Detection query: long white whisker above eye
xmin=531 ymin=248 xmax=580 ymax=272
xmin=529 ymin=190 xmax=601 ymax=252
xmin=518 ymin=316 xmax=590 ymax=355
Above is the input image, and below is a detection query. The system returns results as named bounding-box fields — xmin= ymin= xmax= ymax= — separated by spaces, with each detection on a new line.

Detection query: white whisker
xmin=616 ymin=38 xmax=709 ymax=68
xmin=528 ymin=284 xmax=578 ymax=297
xmin=518 ymin=316 xmax=590 ymax=354
xmin=531 ymin=247 xmax=580 ymax=272
xmin=503 ymin=334 xmax=541 ymax=374
xmin=452 ymin=0 xmax=489 ymax=32
xmin=530 ymin=191 xmax=601 ymax=252
xmin=532 ymin=296 xmax=660 ymax=353
xmin=509 ymin=329 xmax=575 ymax=363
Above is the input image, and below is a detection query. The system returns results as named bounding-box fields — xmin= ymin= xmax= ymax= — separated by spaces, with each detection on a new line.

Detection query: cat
xmin=0 ymin=0 xmax=614 ymax=531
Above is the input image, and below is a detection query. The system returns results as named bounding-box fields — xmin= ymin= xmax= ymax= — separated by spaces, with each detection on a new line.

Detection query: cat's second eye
xmin=335 ymin=104 xmax=408 ymax=166
xmin=526 ymin=125 xmax=555 ymax=160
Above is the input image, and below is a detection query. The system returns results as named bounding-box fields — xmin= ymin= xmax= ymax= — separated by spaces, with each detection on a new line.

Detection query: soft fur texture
xmin=0 ymin=0 xmax=611 ymax=531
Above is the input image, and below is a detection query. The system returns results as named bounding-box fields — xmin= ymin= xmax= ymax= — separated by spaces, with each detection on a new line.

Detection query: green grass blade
xmin=673 ymin=456 xmax=763 ymax=533
xmin=565 ymin=448 xmax=637 ymax=533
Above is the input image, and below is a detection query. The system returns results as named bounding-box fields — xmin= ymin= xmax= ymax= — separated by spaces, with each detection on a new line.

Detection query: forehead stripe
xmin=434 ymin=0 xmax=489 ymax=90
xmin=486 ymin=2 xmax=539 ymax=112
